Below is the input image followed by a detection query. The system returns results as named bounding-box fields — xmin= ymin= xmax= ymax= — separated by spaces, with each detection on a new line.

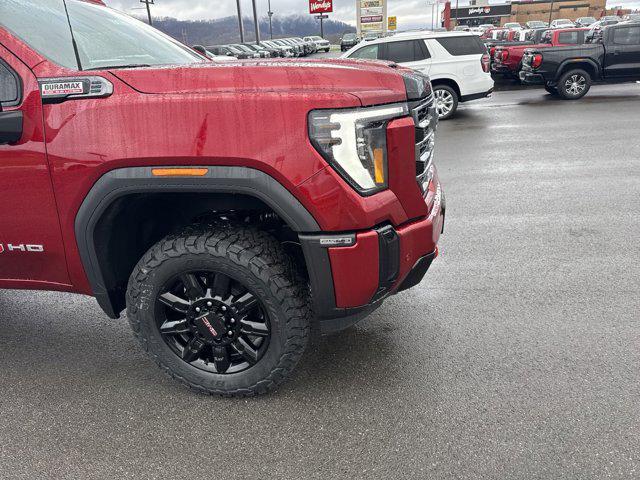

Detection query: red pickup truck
xmin=492 ymin=28 xmax=589 ymax=77
xmin=0 ymin=0 xmax=444 ymax=396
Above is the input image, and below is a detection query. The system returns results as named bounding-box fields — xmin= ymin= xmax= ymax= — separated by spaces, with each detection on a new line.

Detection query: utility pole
xmin=454 ymin=0 xmax=459 ymax=28
xmin=315 ymin=14 xmax=328 ymax=38
xmin=251 ymin=0 xmax=261 ymax=44
xmin=428 ymin=0 xmax=438 ymax=30
xmin=548 ymin=0 xmax=554 ymax=26
xmin=268 ymin=0 xmax=274 ymax=40
xmin=236 ymin=0 xmax=245 ymax=43
xmin=140 ymin=0 xmax=154 ymax=26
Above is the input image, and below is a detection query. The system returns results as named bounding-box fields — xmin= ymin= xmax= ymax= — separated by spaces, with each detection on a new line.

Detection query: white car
xmin=341 ymin=31 xmax=494 ymax=120
xmin=503 ymin=22 xmax=523 ymax=30
xmin=550 ymin=19 xmax=575 ymax=28
xmin=304 ymin=36 xmax=331 ymax=53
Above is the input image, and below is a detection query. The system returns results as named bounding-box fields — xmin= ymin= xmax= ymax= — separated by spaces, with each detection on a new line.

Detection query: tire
xmin=126 ymin=225 xmax=311 ymax=397
xmin=557 ymin=69 xmax=591 ymax=100
xmin=433 ymin=84 xmax=459 ymax=120
xmin=544 ymin=84 xmax=558 ymax=96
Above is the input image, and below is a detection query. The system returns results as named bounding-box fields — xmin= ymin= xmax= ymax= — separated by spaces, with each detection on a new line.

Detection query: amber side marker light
xmin=152 ymin=168 xmax=209 ymax=177
xmin=373 ymin=148 xmax=385 ymax=185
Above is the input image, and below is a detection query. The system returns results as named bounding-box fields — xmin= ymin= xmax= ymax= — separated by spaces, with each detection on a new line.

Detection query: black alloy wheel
xmin=126 ymin=225 xmax=311 ymax=396
xmin=157 ymin=271 xmax=270 ymax=374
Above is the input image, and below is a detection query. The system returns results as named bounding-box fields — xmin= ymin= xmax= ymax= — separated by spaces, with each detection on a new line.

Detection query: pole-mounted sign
xmin=309 ymin=0 xmax=333 ymax=14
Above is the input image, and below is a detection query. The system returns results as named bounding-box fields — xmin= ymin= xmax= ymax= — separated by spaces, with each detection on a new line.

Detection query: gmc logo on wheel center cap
xmin=201 ymin=317 xmax=218 ymax=337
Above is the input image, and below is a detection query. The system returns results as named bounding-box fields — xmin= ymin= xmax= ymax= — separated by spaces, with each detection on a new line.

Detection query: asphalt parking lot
xmin=1 ymin=83 xmax=639 ymax=479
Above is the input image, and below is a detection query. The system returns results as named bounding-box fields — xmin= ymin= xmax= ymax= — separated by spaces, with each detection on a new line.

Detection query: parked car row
xmin=204 ymin=36 xmax=330 ymax=59
xmin=477 ymin=13 xmax=634 ymax=41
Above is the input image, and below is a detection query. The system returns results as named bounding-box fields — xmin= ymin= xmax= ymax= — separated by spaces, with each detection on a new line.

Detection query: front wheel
xmin=557 ymin=69 xmax=591 ymax=100
xmin=126 ymin=225 xmax=311 ymax=397
xmin=433 ymin=85 xmax=459 ymax=120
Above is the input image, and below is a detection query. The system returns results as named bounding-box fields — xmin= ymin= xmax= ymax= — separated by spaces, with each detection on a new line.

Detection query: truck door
xmin=0 ymin=45 xmax=70 ymax=286
xmin=604 ymin=25 xmax=640 ymax=78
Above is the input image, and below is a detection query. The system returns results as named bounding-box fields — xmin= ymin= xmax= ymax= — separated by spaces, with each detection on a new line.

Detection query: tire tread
xmin=126 ymin=224 xmax=311 ymax=397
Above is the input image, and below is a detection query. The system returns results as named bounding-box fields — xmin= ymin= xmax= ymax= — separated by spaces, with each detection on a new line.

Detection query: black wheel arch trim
xmin=75 ymin=166 xmax=320 ymax=318
xmin=555 ymin=59 xmax=600 ymax=82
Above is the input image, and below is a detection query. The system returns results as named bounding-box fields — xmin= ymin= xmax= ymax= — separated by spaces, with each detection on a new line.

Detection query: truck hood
xmin=110 ymin=59 xmax=408 ymax=106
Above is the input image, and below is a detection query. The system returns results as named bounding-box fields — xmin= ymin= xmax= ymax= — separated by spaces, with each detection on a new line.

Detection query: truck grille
xmin=410 ymin=94 xmax=437 ymax=193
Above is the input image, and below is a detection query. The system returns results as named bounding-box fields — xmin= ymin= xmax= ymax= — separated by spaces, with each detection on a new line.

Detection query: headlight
xmin=309 ymin=103 xmax=409 ymax=195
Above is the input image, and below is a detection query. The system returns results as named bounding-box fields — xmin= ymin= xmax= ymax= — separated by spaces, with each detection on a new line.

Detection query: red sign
xmin=309 ymin=0 xmax=333 ymax=14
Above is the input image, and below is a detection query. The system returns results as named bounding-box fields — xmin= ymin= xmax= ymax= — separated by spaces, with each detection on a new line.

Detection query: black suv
xmin=341 ymin=33 xmax=359 ymax=51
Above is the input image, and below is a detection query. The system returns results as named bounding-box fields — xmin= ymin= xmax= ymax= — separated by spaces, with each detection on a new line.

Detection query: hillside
xmin=150 ymin=14 xmax=356 ymax=46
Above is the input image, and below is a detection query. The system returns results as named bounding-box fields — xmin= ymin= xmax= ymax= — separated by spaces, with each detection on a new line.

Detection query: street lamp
xmin=251 ymin=0 xmax=261 ymax=44
xmin=268 ymin=0 xmax=274 ymax=40
xmin=236 ymin=0 xmax=245 ymax=43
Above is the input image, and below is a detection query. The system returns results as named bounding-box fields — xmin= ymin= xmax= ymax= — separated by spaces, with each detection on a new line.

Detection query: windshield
xmin=0 ymin=0 xmax=202 ymax=70
xmin=344 ymin=34 xmax=357 ymax=40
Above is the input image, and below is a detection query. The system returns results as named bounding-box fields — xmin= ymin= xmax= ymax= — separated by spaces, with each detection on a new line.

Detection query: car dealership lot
xmin=1 ymin=84 xmax=639 ymax=479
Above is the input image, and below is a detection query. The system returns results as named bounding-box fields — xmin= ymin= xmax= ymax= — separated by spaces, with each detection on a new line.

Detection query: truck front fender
xmin=75 ymin=166 xmax=320 ymax=318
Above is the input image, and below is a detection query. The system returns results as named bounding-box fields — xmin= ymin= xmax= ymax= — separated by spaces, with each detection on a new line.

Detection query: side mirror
xmin=192 ymin=45 xmax=207 ymax=56
xmin=0 ymin=109 xmax=23 ymax=145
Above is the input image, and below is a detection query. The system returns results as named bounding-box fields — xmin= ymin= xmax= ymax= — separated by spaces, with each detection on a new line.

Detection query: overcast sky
xmin=106 ymin=0 xmax=638 ymax=26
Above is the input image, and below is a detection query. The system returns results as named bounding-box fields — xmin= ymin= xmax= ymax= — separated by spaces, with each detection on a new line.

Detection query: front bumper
xmin=300 ymin=182 xmax=445 ymax=333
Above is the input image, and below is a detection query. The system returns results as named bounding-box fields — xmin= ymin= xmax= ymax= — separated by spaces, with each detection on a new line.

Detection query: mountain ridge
xmin=148 ymin=14 xmax=356 ymax=46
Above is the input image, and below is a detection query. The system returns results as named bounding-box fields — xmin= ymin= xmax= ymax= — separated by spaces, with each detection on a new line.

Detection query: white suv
xmin=304 ymin=36 xmax=331 ymax=53
xmin=341 ymin=31 xmax=493 ymax=119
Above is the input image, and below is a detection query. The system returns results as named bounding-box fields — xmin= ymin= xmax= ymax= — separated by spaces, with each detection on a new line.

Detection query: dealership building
xmin=449 ymin=0 xmax=608 ymax=28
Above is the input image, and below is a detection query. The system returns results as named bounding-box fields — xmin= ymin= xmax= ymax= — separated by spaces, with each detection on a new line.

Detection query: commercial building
xmin=449 ymin=0 xmax=512 ymax=27
xmin=510 ymin=0 xmax=606 ymax=25
xmin=449 ymin=0 xmax=609 ymax=28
